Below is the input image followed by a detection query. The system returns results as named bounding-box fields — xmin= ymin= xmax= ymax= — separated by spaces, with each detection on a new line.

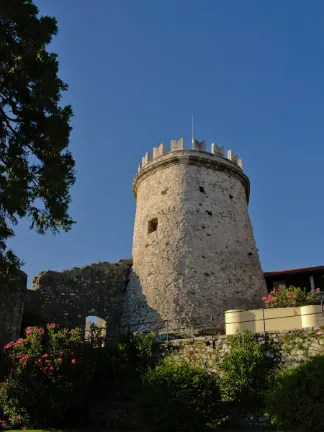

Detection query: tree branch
xmin=0 ymin=105 xmax=41 ymax=159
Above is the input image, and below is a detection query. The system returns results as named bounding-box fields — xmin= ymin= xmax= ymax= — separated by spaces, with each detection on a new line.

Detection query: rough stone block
xmin=153 ymin=147 xmax=159 ymax=159
xmin=171 ymin=138 xmax=184 ymax=152
xmin=153 ymin=143 xmax=166 ymax=158
xmin=211 ymin=143 xmax=224 ymax=156
xmin=227 ymin=149 xmax=239 ymax=164
xmin=143 ymin=152 xmax=151 ymax=165
xmin=192 ymin=138 xmax=206 ymax=151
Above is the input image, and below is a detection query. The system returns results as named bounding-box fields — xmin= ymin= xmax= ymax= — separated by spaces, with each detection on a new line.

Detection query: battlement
xmin=138 ymin=138 xmax=243 ymax=173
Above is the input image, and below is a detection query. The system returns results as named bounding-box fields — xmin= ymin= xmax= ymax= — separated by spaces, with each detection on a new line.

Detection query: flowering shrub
xmin=0 ymin=324 xmax=87 ymax=430
xmin=262 ymin=285 xmax=320 ymax=308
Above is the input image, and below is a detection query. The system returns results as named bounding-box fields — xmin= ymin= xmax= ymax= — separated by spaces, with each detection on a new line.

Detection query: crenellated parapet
xmin=138 ymin=137 xmax=243 ymax=172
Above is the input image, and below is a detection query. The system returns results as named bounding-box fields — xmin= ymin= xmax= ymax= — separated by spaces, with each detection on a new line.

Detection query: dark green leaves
xmin=0 ymin=0 xmax=76 ymax=284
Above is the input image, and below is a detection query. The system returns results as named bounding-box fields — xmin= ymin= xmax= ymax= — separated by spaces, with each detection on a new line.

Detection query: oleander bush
xmin=262 ymin=285 xmax=320 ymax=308
xmin=0 ymin=324 xmax=87 ymax=430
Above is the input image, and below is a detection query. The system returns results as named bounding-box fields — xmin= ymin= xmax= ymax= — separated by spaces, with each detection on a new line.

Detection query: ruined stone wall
xmin=0 ymin=272 xmax=27 ymax=348
xmin=26 ymin=260 xmax=132 ymax=335
xmin=122 ymin=149 xmax=267 ymax=331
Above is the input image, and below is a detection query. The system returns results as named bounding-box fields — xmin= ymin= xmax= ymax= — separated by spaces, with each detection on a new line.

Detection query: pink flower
xmin=26 ymin=327 xmax=34 ymax=335
xmin=262 ymin=296 xmax=267 ymax=301
xmin=71 ymin=358 xmax=76 ymax=363
xmin=316 ymin=288 xmax=321 ymax=293
xmin=3 ymin=341 xmax=14 ymax=350
xmin=42 ymin=353 xmax=49 ymax=358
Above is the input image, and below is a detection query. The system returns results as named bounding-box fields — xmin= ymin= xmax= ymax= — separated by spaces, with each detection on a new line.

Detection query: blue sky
xmin=9 ymin=0 xmax=324 ymax=286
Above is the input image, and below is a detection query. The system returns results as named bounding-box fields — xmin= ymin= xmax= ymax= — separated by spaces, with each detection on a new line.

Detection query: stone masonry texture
xmin=166 ymin=327 xmax=324 ymax=372
xmin=25 ymin=260 xmax=132 ymax=334
xmin=0 ymin=271 xmax=27 ymax=349
xmin=122 ymin=150 xmax=267 ymax=331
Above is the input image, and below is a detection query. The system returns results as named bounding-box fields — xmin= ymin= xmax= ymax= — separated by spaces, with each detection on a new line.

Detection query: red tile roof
xmin=264 ymin=265 xmax=324 ymax=277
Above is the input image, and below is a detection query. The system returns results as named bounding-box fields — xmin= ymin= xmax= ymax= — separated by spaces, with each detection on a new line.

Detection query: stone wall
xmin=166 ymin=327 xmax=324 ymax=371
xmin=123 ymin=149 xmax=267 ymax=332
xmin=0 ymin=271 xmax=27 ymax=349
xmin=25 ymin=259 xmax=132 ymax=335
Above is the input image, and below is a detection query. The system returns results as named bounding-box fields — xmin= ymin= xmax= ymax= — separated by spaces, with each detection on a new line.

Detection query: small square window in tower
xmin=148 ymin=218 xmax=158 ymax=234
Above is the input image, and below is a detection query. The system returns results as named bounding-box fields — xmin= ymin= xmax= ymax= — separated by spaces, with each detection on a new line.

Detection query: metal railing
xmin=84 ymin=313 xmax=225 ymax=347
xmin=83 ymin=300 xmax=324 ymax=348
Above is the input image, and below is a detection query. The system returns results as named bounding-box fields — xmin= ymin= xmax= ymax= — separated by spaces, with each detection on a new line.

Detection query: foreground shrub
xmin=262 ymin=285 xmax=320 ymax=308
xmin=115 ymin=331 xmax=158 ymax=389
xmin=0 ymin=325 xmax=87 ymax=430
xmin=84 ymin=331 xmax=159 ymax=404
xmin=139 ymin=357 xmax=220 ymax=432
xmin=219 ymin=330 xmax=281 ymax=406
xmin=117 ymin=331 xmax=158 ymax=369
xmin=265 ymin=356 xmax=324 ymax=431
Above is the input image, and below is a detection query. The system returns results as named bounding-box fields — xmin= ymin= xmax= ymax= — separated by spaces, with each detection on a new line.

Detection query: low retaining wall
xmin=167 ymin=326 xmax=324 ymax=371
xmin=225 ymin=304 xmax=324 ymax=334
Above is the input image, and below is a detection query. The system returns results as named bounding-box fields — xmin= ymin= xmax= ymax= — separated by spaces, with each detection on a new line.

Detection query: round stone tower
xmin=121 ymin=138 xmax=267 ymax=333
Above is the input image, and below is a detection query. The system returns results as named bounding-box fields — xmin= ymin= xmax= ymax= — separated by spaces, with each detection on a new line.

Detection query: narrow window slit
xmin=148 ymin=218 xmax=158 ymax=234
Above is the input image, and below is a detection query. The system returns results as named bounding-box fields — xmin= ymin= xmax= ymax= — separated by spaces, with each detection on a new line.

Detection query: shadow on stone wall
xmin=120 ymin=269 xmax=163 ymax=333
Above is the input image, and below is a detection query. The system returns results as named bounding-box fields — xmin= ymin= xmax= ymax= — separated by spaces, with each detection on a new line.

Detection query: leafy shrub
xmin=219 ymin=330 xmax=281 ymax=406
xmin=262 ymin=285 xmax=320 ymax=308
xmin=86 ymin=331 xmax=159 ymax=403
xmin=0 ymin=324 xmax=88 ymax=430
xmin=117 ymin=331 xmax=158 ymax=369
xmin=265 ymin=356 xmax=324 ymax=431
xmin=86 ymin=322 xmax=105 ymax=348
xmin=139 ymin=356 xmax=220 ymax=432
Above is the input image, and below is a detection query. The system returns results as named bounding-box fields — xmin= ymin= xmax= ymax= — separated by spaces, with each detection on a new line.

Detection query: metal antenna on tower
xmin=192 ymin=114 xmax=194 ymax=142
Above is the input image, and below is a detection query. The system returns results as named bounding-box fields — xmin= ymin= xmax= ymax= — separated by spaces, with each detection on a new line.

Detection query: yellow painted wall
xmin=225 ymin=305 xmax=324 ymax=335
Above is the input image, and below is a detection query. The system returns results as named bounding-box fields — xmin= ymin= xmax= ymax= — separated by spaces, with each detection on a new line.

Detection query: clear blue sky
xmin=9 ymin=0 xmax=324 ymax=286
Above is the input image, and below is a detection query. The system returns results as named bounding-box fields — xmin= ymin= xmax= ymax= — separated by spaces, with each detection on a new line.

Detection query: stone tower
xmin=121 ymin=138 xmax=267 ymax=333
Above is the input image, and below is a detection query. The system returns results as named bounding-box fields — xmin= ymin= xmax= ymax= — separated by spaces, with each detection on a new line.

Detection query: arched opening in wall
xmin=85 ymin=316 xmax=107 ymax=348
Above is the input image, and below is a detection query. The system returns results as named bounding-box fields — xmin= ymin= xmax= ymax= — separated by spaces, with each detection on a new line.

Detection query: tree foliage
xmin=0 ymin=0 xmax=75 ymax=284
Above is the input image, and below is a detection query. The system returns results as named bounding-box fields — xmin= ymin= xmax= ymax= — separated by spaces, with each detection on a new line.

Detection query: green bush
xmin=117 ymin=331 xmax=158 ymax=369
xmin=85 ymin=331 xmax=159 ymax=403
xmin=115 ymin=331 xmax=158 ymax=389
xmin=0 ymin=325 xmax=88 ymax=430
xmin=219 ymin=330 xmax=281 ymax=406
xmin=265 ymin=356 xmax=324 ymax=431
xmin=139 ymin=356 xmax=220 ymax=432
